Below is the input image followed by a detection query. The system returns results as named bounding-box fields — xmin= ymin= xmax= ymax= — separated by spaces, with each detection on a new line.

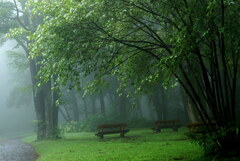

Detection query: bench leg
xmin=120 ymin=133 xmax=125 ymax=137
xmin=156 ymin=128 xmax=161 ymax=133
xmin=173 ymin=128 xmax=178 ymax=132
xmin=99 ymin=134 xmax=104 ymax=139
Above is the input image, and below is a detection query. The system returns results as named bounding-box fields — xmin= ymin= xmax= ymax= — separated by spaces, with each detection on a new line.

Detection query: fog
xmin=0 ymin=40 xmax=187 ymax=139
xmin=0 ymin=40 xmax=35 ymax=138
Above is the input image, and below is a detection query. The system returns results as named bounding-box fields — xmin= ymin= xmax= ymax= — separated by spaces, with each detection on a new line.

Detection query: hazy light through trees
xmin=0 ymin=40 xmax=35 ymax=137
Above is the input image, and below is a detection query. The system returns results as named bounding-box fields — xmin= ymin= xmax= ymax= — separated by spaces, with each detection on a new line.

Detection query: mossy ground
xmin=23 ymin=128 xmax=238 ymax=161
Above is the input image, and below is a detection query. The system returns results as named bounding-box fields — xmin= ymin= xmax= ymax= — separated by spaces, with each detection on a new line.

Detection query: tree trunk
xmin=160 ymin=85 xmax=167 ymax=120
xmin=99 ymin=94 xmax=106 ymax=116
xmin=83 ymin=98 xmax=88 ymax=119
xmin=29 ymin=58 xmax=46 ymax=140
xmin=70 ymin=90 xmax=79 ymax=121
xmin=52 ymin=79 xmax=59 ymax=138
xmin=119 ymin=92 xmax=128 ymax=120
xmin=44 ymin=81 xmax=54 ymax=139
xmin=29 ymin=57 xmax=59 ymax=140
xmin=180 ymin=85 xmax=200 ymax=123
xmin=152 ymin=85 xmax=166 ymax=120
xmin=135 ymin=98 xmax=143 ymax=118
xmin=44 ymin=79 xmax=59 ymax=139
xmin=91 ymin=96 xmax=97 ymax=115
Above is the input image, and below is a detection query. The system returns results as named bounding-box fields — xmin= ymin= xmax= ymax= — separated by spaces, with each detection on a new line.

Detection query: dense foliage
xmin=61 ymin=116 xmax=151 ymax=132
xmin=1 ymin=0 xmax=239 ymax=157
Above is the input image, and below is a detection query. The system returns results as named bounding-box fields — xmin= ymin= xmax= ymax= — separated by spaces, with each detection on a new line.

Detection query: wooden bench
xmin=187 ymin=122 xmax=205 ymax=133
xmin=95 ymin=123 xmax=129 ymax=139
xmin=187 ymin=121 xmax=218 ymax=134
xmin=152 ymin=120 xmax=181 ymax=133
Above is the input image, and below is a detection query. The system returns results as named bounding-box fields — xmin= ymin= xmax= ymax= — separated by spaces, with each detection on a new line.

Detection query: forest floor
xmin=0 ymin=138 xmax=38 ymax=161
xmin=22 ymin=128 xmax=240 ymax=161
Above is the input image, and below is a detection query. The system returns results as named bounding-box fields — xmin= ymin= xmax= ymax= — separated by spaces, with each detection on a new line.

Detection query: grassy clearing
xmin=23 ymin=128 xmax=207 ymax=161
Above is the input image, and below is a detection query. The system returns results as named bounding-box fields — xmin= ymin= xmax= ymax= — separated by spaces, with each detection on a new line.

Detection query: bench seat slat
xmin=96 ymin=129 xmax=129 ymax=135
xmin=187 ymin=121 xmax=218 ymax=133
xmin=95 ymin=123 xmax=129 ymax=139
xmin=162 ymin=126 xmax=180 ymax=128
xmin=152 ymin=120 xmax=181 ymax=133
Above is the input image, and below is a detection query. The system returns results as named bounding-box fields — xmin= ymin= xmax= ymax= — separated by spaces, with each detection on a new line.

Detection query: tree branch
xmin=13 ymin=0 xmax=29 ymax=31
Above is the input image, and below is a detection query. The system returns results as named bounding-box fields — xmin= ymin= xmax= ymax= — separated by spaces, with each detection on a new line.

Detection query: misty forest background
xmin=0 ymin=40 xmax=186 ymax=137
xmin=0 ymin=40 xmax=35 ymax=137
xmin=1 ymin=0 xmax=240 ymax=160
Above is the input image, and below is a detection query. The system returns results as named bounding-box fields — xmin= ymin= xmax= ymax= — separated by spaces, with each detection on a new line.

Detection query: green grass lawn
xmin=23 ymin=128 xmax=208 ymax=161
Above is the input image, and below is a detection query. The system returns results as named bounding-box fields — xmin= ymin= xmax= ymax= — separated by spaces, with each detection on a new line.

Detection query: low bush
xmin=61 ymin=115 xmax=152 ymax=133
xmin=187 ymin=127 xmax=240 ymax=159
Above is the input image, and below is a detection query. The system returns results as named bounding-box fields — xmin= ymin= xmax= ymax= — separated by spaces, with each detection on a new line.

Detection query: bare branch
xmin=13 ymin=0 xmax=29 ymax=31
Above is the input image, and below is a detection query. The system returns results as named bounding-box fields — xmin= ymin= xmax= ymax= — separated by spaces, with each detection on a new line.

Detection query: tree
xmin=29 ymin=0 xmax=240 ymax=156
xmin=149 ymin=84 xmax=167 ymax=120
xmin=0 ymin=0 xmax=59 ymax=140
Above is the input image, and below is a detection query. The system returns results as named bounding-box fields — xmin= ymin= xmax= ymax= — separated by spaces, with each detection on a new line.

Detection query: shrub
xmin=61 ymin=115 xmax=152 ymax=133
xmin=187 ymin=127 xmax=240 ymax=158
xmin=61 ymin=121 xmax=83 ymax=133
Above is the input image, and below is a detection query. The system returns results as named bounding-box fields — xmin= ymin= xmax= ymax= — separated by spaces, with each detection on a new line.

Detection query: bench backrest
xmin=187 ymin=121 xmax=218 ymax=132
xmin=155 ymin=120 xmax=179 ymax=125
xmin=187 ymin=121 xmax=217 ymax=127
xmin=97 ymin=123 xmax=127 ymax=130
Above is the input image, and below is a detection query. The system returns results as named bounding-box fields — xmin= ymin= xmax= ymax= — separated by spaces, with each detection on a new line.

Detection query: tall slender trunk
xmin=92 ymin=96 xmax=97 ymax=115
xmin=136 ymin=98 xmax=143 ymax=118
xmin=52 ymin=78 xmax=59 ymax=138
xmin=152 ymin=85 xmax=166 ymax=120
xmin=70 ymin=90 xmax=79 ymax=121
xmin=44 ymin=81 xmax=54 ymax=139
xmin=83 ymin=98 xmax=88 ymax=119
xmin=99 ymin=94 xmax=106 ymax=116
xmin=107 ymin=91 xmax=119 ymax=115
xmin=236 ymin=79 xmax=240 ymax=126
xmin=145 ymin=95 xmax=156 ymax=120
xmin=160 ymin=85 xmax=167 ymax=120
xmin=180 ymin=86 xmax=199 ymax=123
xmin=119 ymin=93 xmax=128 ymax=120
